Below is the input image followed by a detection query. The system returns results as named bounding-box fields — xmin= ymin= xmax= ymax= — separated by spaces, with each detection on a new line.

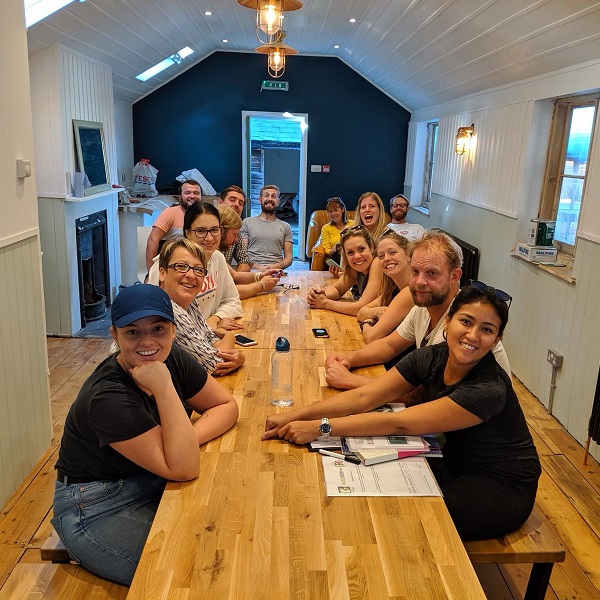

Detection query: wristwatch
xmin=319 ymin=417 xmax=332 ymax=438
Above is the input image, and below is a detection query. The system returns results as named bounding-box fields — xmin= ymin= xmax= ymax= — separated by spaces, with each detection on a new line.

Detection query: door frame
xmin=242 ymin=110 xmax=308 ymax=260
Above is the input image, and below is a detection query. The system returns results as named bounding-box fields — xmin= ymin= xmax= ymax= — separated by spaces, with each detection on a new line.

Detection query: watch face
xmin=320 ymin=423 xmax=332 ymax=434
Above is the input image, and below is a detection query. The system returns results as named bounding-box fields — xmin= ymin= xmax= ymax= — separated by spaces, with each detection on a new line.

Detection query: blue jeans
xmin=51 ymin=471 xmax=166 ymax=586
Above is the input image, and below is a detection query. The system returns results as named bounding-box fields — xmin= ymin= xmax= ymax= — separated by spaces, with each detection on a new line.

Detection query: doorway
xmin=242 ymin=111 xmax=308 ymax=260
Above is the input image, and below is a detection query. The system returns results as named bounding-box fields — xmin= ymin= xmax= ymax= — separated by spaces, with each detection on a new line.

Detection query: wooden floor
xmin=0 ymin=334 xmax=599 ymax=599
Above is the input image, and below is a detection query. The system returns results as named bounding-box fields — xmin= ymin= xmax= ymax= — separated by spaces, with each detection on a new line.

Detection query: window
xmin=422 ymin=121 xmax=438 ymax=209
xmin=539 ymin=94 xmax=598 ymax=254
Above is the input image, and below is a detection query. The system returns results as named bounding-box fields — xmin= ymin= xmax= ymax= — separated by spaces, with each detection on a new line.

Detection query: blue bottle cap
xmin=275 ymin=336 xmax=290 ymax=351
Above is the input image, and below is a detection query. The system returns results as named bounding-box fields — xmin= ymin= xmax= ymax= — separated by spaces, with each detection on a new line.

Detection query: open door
xmin=242 ymin=111 xmax=308 ymax=260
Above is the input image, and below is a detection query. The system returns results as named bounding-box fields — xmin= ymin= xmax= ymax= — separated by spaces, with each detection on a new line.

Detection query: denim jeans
xmin=51 ymin=471 xmax=166 ymax=586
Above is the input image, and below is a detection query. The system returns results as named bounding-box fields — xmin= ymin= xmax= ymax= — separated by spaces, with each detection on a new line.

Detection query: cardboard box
xmin=528 ymin=219 xmax=556 ymax=246
xmin=516 ymin=243 xmax=558 ymax=262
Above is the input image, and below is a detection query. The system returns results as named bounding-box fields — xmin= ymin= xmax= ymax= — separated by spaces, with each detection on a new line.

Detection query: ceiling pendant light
xmin=238 ymin=0 xmax=303 ymax=44
xmin=256 ymin=39 xmax=298 ymax=78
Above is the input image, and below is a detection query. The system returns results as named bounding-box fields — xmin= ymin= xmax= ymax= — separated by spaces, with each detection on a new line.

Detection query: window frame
xmin=539 ymin=93 xmax=599 ymax=255
xmin=421 ymin=121 xmax=438 ymax=210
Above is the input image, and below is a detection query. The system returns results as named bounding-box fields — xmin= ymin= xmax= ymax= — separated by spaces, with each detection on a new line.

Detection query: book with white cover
xmin=346 ymin=435 xmax=428 ymax=452
xmin=354 ymin=447 xmax=429 ymax=466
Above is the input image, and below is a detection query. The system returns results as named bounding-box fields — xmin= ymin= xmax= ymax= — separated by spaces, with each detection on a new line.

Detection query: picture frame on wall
xmin=73 ymin=119 xmax=111 ymax=196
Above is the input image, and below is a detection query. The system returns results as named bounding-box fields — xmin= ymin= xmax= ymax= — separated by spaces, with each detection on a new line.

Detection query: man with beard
xmin=145 ymin=179 xmax=201 ymax=272
xmin=240 ymin=184 xmax=293 ymax=271
xmin=217 ymin=185 xmax=252 ymax=273
xmin=386 ymin=194 xmax=426 ymax=241
xmin=325 ymin=231 xmax=510 ymax=389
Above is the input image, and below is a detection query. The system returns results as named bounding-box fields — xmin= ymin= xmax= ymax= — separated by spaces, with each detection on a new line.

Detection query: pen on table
xmin=318 ymin=449 xmax=362 ymax=464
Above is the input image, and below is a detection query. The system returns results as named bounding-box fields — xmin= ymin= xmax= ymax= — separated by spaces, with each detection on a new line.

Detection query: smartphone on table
xmin=235 ymin=334 xmax=258 ymax=347
xmin=312 ymin=328 xmax=330 ymax=338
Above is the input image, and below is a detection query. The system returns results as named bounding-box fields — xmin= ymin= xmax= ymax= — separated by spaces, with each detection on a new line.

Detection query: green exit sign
xmin=261 ymin=80 xmax=289 ymax=91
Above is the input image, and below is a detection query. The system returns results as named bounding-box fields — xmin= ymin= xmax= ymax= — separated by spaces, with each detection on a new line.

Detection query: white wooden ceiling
xmin=26 ymin=0 xmax=600 ymax=110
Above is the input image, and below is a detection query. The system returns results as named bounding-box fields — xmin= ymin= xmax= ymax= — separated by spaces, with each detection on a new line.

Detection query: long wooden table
xmin=128 ymin=271 xmax=486 ymax=599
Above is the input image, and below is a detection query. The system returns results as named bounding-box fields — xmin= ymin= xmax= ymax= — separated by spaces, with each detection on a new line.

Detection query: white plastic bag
xmin=175 ymin=168 xmax=217 ymax=196
xmin=132 ymin=159 xmax=158 ymax=198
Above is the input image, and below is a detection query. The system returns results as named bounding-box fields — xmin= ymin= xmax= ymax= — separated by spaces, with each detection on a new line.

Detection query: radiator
xmin=433 ymin=229 xmax=480 ymax=286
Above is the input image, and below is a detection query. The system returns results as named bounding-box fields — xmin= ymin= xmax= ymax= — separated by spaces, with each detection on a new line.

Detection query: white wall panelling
xmin=1 ymin=0 xmax=51 ymax=508
xmin=406 ymin=58 xmax=600 ymax=460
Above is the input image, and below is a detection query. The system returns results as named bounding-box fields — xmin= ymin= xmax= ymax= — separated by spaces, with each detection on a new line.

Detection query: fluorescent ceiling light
xmin=135 ymin=47 xmax=194 ymax=82
xmin=24 ymin=0 xmax=75 ymax=28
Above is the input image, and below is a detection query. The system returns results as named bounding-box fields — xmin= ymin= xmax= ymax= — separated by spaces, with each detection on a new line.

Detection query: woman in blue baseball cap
xmin=51 ymin=284 xmax=238 ymax=586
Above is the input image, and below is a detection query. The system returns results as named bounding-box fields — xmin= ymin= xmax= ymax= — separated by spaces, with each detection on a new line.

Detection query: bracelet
xmin=259 ymin=279 xmax=266 ymax=291
xmin=358 ymin=320 xmax=375 ymax=331
xmin=254 ymin=272 xmax=261 ymax=282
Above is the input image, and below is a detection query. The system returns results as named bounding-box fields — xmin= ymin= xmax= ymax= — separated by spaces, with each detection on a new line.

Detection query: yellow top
xmin=320 ymin=219 xmax=355 ymax=253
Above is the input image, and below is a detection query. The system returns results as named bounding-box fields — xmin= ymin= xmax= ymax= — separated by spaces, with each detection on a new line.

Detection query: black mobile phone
xmin=235 ymin=334 xmax=258 ymax=347
xmin=312 ymin=328 xmax=329 ymax=338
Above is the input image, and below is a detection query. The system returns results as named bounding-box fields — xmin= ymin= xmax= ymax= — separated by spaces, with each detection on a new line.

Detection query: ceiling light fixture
xmin=349 ymin=18 xmax=356 ymax=23
xmin=334 ymin=45 xmax=339 ymax=49
xmin=204 ymin=11 xmax=211 ymax=15
xmin=256 ymin=38 xmax=298 ymax=78
xmin=237 ymin=0 xmax=303 ymax=44
xmin=455 ymin=124 xmax=475 ymax=156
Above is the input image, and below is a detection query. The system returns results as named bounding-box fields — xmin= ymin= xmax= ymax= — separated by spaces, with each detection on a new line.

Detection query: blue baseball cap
xmin=111 ymin=284 xmax=175 ymax=327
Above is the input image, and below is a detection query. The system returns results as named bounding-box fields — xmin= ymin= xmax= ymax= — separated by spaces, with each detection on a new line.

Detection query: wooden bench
xmin=1 ymin=563 xmax=127 ymax=599
xmin=41 ymin=529 xmax=71 ymax=563
xmin=464 ymin=505 xmax=566 ymax=600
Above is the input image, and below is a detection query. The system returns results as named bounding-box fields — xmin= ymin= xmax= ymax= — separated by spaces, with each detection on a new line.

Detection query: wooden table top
xmin=241 ymin=271 xmax=366 ymax=350
xmin=127 ymin=272 xmax=486 ymax=600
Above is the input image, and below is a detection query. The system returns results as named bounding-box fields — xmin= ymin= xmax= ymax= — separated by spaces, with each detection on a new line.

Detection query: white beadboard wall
xmin=0 ymin=236 xmax=52 ymax=505
xmin=29 ymin=44 xmax=117 ymax=196
xmin=405 ymin=59 xmax=600 ymax=461
xmin=1 ymin=0 xmax=52 ymax=509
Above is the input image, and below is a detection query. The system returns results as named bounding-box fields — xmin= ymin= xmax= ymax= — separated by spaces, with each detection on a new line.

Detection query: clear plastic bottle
xmin=270 ymin=336 xmax=293 ymax=407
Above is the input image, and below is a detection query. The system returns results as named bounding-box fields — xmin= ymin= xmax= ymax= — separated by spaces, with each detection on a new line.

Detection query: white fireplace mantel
xmin=38 ymin=192 xmax=121 ymax=336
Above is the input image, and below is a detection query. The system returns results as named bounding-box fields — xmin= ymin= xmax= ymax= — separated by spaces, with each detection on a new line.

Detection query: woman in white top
xmin=149 ymin=202 xmax=243 ymax=332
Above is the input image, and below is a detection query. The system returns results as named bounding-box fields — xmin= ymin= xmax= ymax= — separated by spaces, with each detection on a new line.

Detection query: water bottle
xmin=270 ymin=336 xmax=293 ymax=407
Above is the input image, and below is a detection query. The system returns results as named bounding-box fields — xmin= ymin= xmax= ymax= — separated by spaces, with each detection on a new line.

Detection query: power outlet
xmin=547 ymin=349 xmax=563 ymax=368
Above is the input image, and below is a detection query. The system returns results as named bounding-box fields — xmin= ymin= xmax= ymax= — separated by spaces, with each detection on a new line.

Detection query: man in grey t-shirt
xmin=240 ymin=184 xmax=293 ymax=271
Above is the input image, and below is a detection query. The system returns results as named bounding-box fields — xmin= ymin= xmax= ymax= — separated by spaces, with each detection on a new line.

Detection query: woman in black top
xmin=52 ymin=284 xmax=238 ymax=585
xmin=263 ymin=283 xmax=540 ymax=540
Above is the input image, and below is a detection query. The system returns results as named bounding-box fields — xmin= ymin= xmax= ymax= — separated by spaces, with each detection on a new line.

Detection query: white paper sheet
xmin=322 ymin=456 xmax=442 ymax=497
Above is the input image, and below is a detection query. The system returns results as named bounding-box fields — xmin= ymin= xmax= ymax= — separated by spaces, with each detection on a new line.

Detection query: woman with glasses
xmin=357 ymin=230 xmax=415 ymax=343
xmin=217 ymin=205 xmax=281 ymax=299
xmin=320 ymin=197 xmax=354 ymax=265
xmin=307 ymin=225 xmax=382 ymax=317
xmin=52 ymin=284 xmax=238 ymax=585
xmin=264 ymin=283 xmax=541 ymax=542
xmin=148 ymin=202 xmax=243 ymax=333
xmin=158 ymin=238 xmax=245 ymax=376
xmin=354 ymin=192 xmax=388 ymax=241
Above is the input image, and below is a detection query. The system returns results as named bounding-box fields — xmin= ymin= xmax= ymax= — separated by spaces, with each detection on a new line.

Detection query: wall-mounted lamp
xmin=455 ymin=124 xmax=475 ymax=156
xmin=256 ymin=39 xmax=298 ymax=78
xmin=238 ymin=0 xmax=303 ymax=44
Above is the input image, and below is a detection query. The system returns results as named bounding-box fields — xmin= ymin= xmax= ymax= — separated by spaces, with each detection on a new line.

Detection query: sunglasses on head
xmin=468 ymin=280 xmax=512 ymax=308
xmin=340 ymin=224 xmax=367 ymax=237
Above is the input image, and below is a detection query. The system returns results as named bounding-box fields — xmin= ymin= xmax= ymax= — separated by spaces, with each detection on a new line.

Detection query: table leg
xmin=523 ymin=563 xmax=553 ymax=600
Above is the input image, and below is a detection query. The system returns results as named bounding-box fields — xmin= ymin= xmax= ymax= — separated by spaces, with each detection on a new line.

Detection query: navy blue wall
xmin=133 ymin=51 xmax=410 ymax=226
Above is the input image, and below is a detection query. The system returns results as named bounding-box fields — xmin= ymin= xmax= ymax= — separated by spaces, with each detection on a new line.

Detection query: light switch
xmin=310 ymin=164 xmax=322 ymax=172
xmin=17 ymin=159 xmax=32 ymax=178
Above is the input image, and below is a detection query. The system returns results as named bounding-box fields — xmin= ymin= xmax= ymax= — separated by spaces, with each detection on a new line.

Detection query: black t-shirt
xmin=55 ymin=345 xmax=207 ymax=481
xmin=396 ymin=344 xmax=541 ymax=487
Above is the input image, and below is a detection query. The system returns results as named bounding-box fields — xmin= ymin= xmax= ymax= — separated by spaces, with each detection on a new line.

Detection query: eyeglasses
xmin=276 ymin=283 xmax=300 ymax=294
xmin=167 ymin=262 xmax=207 ymax=277
xmin=190 ymin=227 xmax=223 ymax=239
xmin=468 ymin=280 xmax=512 ymax=308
